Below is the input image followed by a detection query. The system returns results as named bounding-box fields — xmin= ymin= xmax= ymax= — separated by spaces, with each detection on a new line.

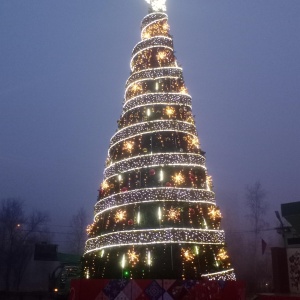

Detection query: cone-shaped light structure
xmin=83 ymin=2 xmax=235 ymax=281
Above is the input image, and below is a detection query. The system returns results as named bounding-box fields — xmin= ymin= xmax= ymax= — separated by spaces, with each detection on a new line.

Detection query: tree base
xmin=69 ymin=279 xmax=245 ymax=300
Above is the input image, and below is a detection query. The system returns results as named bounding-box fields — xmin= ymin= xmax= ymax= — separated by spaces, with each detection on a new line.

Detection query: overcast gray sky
xmin=1 ymin=0 xmax=300 ymax=247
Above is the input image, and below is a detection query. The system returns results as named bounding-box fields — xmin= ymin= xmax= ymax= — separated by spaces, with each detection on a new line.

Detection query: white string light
xmin=104 ymin=152 xmax=206 ymax=179
xmin=84 ymin=227 xmax=225 ymax=254
xmin=94 ymin=187 xmax=215 ymax=218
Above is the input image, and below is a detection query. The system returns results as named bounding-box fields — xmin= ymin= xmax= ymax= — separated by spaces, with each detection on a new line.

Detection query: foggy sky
xmin=1 ymin=0 xmax=300 ymax=248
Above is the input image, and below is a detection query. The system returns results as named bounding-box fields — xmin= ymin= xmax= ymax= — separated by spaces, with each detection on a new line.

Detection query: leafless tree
xmin=0 ymin=198 xmax=50 ymax=291
xmin=68 ymin=208 xmax=88 ymax=255
xmin=245 ymin=181 xmax=269 ymax=293
xmin=246 ymin=181 xmax=268 ymax=236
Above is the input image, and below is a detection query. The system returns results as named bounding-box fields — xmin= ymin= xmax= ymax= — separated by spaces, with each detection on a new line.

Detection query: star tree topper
xmin=145 ymin=0 xmax=167 ymax=12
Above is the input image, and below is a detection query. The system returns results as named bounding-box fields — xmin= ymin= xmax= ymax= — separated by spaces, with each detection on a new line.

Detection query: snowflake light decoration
xmin=181 ymin=248 xmax=195 ymax=262
xmin=131 ymin=83 xmax=143 ymax=93
xmin=180 ymin=86 xmax=188 ymax=94
xmin=123 ymin=141 xmax=135 ymax=153
xmin=217 ymin=249 xmax=229 ymax=260
xmin=171 ymin=171 xmax=185 ymax=186
xmin=114 ymin=210 xmax=127 ymax=223
xmin=208 ymin=206 xmax=222 ymax=220
xmin=168 ymin=206 xmax=181 ymax=221
xmin=128 ymin=249 xmax=139 ymax=265
xmin=101 ymin=180 xmax=109 ymax=190
xmin=165 ymin=106 xmax=175 ymax=117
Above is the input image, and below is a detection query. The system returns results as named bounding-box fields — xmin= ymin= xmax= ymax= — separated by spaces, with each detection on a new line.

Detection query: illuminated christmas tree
xmin=83 ymin=0 xmax=235 ymax=281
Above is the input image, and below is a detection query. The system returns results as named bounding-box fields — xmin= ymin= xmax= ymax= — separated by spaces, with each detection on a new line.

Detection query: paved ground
xmin=0 ymin=292 xmax=64 ymax=300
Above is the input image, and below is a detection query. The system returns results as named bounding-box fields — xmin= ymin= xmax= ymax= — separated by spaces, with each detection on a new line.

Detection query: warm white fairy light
xmin=86 ymin=224 xmax=93 ymax=235
xmin=141 ymin=13 xmax=168 ymax=38
xmin=143 ymin=32 xmax=151 ymax=39
xmin=195 ymin=246 xmax=199 ymax=255
xmin=162 ymin=23 xmax=170 ymax=31
xmin=147 ymin=108 xmax=151 ymax=116
xmin=130 ymin=37 xmax=173 ymax=71
xmin=142 ymin=12 xmax=168 ymax=26
xmin=125 ymin=75 xmax=179 ymax=101
xmin=100 ymin=249 xmax=104 ymax=258
xmin=131 ymin=36 xmax=173 ymax=60
xmin=141 ymin=12 xmax=168 ymax=30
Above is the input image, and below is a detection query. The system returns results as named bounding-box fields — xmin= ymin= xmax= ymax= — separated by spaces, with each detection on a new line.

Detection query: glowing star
xmin=128 ymin=249 xmax=139 ymax=265
xmin=165 ymin=106 xmax=175 ymax=117
xmin=181 ymin=248 xmax=195 ymax=262
xmin=114 ymin=210 xmax=127 ymax=223
xmin=145 ymin=0 xmax=167 ymax=12
xmin=171 ymin=171 xmax=185 ymax=186
xmin=217 ymin=249 xmax=229 ymax=260
xmin=208 ymin=206 xmax=222 ymax=220
xmin=168 ymin=207 xmax=181 ymax=221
